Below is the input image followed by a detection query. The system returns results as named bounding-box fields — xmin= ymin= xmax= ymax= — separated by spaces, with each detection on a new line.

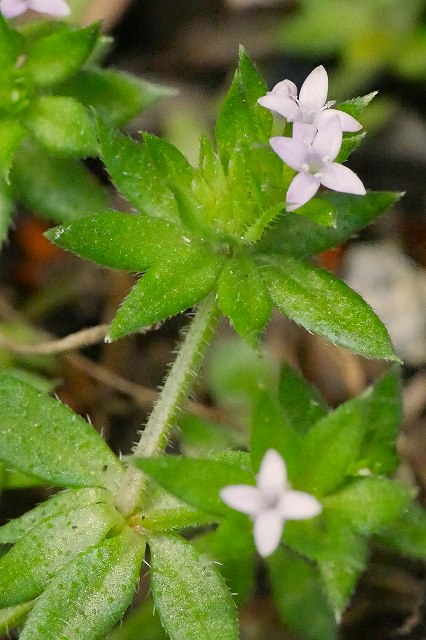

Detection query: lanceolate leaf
xmin=108 ymin=250 xmax=224 ymax=340
xmin=0 ymin=117 xmax=26 ymax=179
xmin=12 ymin=140 xmax=108 ymax=223
xmin=379 ymin=503 xmax=426 ymax=560
xmin=46 ymin=212 xmax=202 ymax=272
xmin=0 ymin=503 xmax=122 ymax=607
xmin=149 ymin=533 xmax=239 ymax=640
xmin=22 ymin=23 xmax=101 ymax=88
xmin=130 ymin=455 xmax=253 ymax=518
xmin=19 ymin=530 xmax=145 ymax=640
xmin=0 ymin=602 xmax=34 ymax=636
xmin=0 ymin=487 xmax=113 ymax=544
xmin=278 ymin=362 xmax=328 ymax=435
xmin=258 ymin=254 xmax=399 ymax=361
xmin=0 ymin=374 xmax=124 ymax=492
xmin=257 ymin=191 xmax=401 ymax=258
xmin=217 ymin=256 xmax=272 ymax=345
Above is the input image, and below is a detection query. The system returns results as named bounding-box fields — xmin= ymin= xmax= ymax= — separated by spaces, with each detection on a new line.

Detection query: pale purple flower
xmin=220 ymin=449 xmax=322 ymax=558
xmin=0 ymin=0 xmax=70 ymax=18
xmin=270 ymin=117 xmax=366 ymax=211
xmin=258 ymin=65 xmax=362 ymax=133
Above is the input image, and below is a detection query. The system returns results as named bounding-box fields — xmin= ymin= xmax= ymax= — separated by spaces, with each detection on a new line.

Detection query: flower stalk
xmin=115 ymin=293 xmax=220 ymax=516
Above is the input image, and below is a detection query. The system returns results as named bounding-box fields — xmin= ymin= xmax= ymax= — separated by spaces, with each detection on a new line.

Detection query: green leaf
xmin=2 ymin=469 xmax=45 ymax=490
xmin=278 ymin=362 xmax=328 ymax=435
xmin=215 ymin=47 xmax=271 ymax=168
xmin=0 ymin=177 xmax=13 ymax=244
xmin=149 ymin=533 xmax=239 ymax=640
xmin=325 ymin=478 xmax=413 ymax=535
xmin=97 ymin=121 xmax=180 ymax=223
xmin=19 ymin=529 xmax=145 ymax=640
xmin=22 ymin=23 xmax=101 ymax=88
xmin=217 ymin=256 xmax=272 ymax=345
xmin=0 ymin=602 xmax=34 ymax=635
xmin=130 ymin=455 xmax=253 ymax=518
xmin=106 ymin=600 xmax=165 ymax=640
xmin=268 ymin=547 xmax=337 ymax=640
xmin=257 ymin=191 xmax=401 ymax=258
xmin=0 ymin=117 xmax=26 ymax=180
xmin=23 ymin=96 xmax=97 ymax=157
xmin=350 ymin=365 xmax=401 ymax=475
xmin=46 ymin=211 xmax=201 ymax=272
xmin=0 ymin=503 xmax=122 ymax=608
xmin=338 ymin=92 xmax=378 ymax=119
xmin=0 ymin=374 xmax=124 ymax=492
xmin=336 ymin=131 xmax=367 ymax=163
xmin=0 ymin=487 xmax=113 ymax=544
xmin=296 ymin=395 xmax=370 ymax=496
xmin=108 ymin=250 xmax=224 ymax=340
xmin=179 ymin=414 xmax=238 ymax=457
xmin=141 ymin=485 xmax=214 ymax=531
xmin=251 ymin=391 xmax=302 ymax=478
xmin=12 ymin=140 xmax=108 ymax=223
xmin=0 ymin=14 xmax=21 ymax=67
xmin=258 ymin=254 xmax=399 ymax=361
xmin=58 ymin=69 xmax=175 ymax=127
xmin=294 ymin=196 xmax=338 ymax=227
xmin=379 ymin=503 xmax=426 ymax=559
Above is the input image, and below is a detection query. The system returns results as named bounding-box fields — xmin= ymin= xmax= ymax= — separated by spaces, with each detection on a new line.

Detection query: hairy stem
xmin=115 ymin=293 xmax=219 ymax=516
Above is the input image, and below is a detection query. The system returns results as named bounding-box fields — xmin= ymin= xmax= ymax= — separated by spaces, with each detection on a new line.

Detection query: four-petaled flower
xmin=220 ymin=449 xmax=322 ymax=557
xmin=0 ymin=0 xmax=70 ymax=18
xmin=270 ymin=117 xmax=366 ymax=211
xmin=258 ymin=65 xmax=362 ymax=133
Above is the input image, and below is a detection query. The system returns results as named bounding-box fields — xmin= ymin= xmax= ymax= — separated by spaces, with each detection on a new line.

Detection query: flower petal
xmin=299 ymin=65 xmax=328 ymax=112
xmin=258 ymin=95 xmax=300 ymax=121
xmin=220 ymin=485 xmax=262 ymax=515
xmin=286 ymin=172 xmax=320 ymax=211
xmin=280 ymin=490 xmax=322 ymax=520
xmin=257 ymin=449 xmax=287 ymax=494
xmin=0 ymin=0 xmax=27 ymax=17
xmin=253 ymin=509 xmax=284 ymax=557
xmin=317 ymin=108 xmax=363 ymax=132
xmin=269 ymin=136 xmax=308 ymax=171
xmin=271 ymin=79 xmax=298 ymax=98
xmin=312 ymin=115 xmax=342 ymax=162
xmin=28 ymin=0 xmax=69 ymax=14
xmin=293 ymin=122 xmax=317 ymax=146
xmin=321 ymin=163 xmax=366 ymax=195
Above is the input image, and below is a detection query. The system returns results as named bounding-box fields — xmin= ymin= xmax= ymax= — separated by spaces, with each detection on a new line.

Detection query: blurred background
xmin=1 ymin=1 xmax=426 ymax=638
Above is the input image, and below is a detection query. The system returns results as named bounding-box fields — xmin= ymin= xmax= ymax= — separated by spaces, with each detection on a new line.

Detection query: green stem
xmin=115 ymin=293 xmax=219 ymax=516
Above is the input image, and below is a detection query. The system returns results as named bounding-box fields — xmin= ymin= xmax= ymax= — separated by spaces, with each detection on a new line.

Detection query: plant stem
xmin=115 ymin=293 xmax=219 ymax=516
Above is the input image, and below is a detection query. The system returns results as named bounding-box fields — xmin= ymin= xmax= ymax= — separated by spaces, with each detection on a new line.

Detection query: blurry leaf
xmin=251 ymin=391 xmax=302 ymax=479
xmin=0 ymin=13 xmax=21 ymax=66
xmin=257 ymin=191 xmax=401 ymax=258
xmin=0 ymin=117 xmax=26 ymax=179
xmin=46 ymin=211 xmax=201 ymax=272
xmin=217 ymin=256 xmax=272 ymax=345
xmin=296 ymin=395 xmax=369 ymax=496
xmin=22 ymin=23 xmax=100 ymax=88
xmin=0 ymin=374 xmax=124 ymax=492
xmin=12 ymin=140 xmax=108 ymax=223
xmin=325 ymin=478 xmax=413 ymax=534
xmin=278 ymin=362 xmax=328 ymax=435
xmin=19 ymin=529 xmax=145 ymax=640
xmin=258 ymin=254 xmax=399 ymax=361
xmin=0 ymin=602 xmax=34 ymax=635
xmin=58 ymin=69 xmax=175 ymax=126
xmin=0 ymin=177 xmax=13 ymax=244
xmin=142 ymin=485 xmax=214 ymax=531
xmin=108 ymin=250 xmax=224 ymax=340
xmin=0 ymin=487 xmax=113 ymax=544
xmin=106 ymin=599 xmax=165 ymax=640
xmin=130 ymin=455 xmax=253 ymax=518
xmin=179 ymin=414 xmax=238 ymax=457
xmin=97 ymin=121 xmax=180 ymax=223
xmin=0 ymin=503 xmax=122 ymax=607
xmin=268 ymin=547 xmax=336 ymax=640
xmin=379 ymin=503 xmax=426 ymax=559
xmin=23 ymin=96 xmax=97 ymax=157
xmin=2 ymin=469 xmax=45 ymax=490
xmin=394 ymin=31 xmax=426 ymax=79
xmin=195 ymin=514 xmax=255 ymax=606
xmin=149 ymin=533 xmax=239 ymax=640
xmin=215 ymin=47 xmax=271 ymax=168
